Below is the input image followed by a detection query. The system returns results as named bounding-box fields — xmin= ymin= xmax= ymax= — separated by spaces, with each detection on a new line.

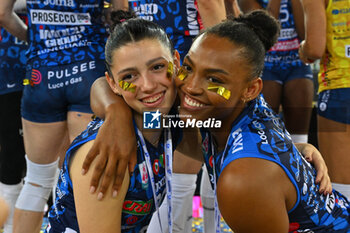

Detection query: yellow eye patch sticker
xmin=207 ymin=84 xmax=231 ymax=100
xmin=167 ymin=61 xmax=174 ymax=79
xmin=119 ymin=80 xmax=136 ymax=93
xmin=177 ymin=67 xmax=188 ymax=81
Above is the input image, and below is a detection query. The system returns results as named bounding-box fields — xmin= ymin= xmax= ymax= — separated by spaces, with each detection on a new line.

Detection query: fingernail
xmin=112 ymin=190 xmax=118 ymax=198
xmin=81 ymin=169 xmax=86 ymax=175
xmin=97 ymin=192 xmax=104 ymax=200
xmin=90 ymin=186 xmax=96 ymax=194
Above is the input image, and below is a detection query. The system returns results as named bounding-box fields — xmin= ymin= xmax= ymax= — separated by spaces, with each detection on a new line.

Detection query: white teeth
xmin=184 ymin=95 xmax=204 ymax=107
xmin=143 ymin=92 xmax=164 ymax=103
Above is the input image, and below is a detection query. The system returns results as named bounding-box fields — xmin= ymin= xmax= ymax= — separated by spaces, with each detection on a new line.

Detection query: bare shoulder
xmin=216 ymin=158 xmax=295 ymax=233
xmin=70 ymin=140 xmax=130 ymax=233
xmin=217 ymin=157 xmax=284 ymax=202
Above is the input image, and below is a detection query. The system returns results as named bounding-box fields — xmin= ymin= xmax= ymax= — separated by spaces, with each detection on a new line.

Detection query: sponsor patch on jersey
xmin=279 ymin=28 xmax=298 ymax=40
xmin=153 ymin=159 xmax=159 ymax=175
xmin=122 ymin=199 xmax=153 ymax=215
xmin=346 ymin=45 xmax=350 ymax=58
xmin=30 ymin=9 xmax=91 ymax=25
xmin=42 ymin=0 xmax=75 ymax=7
xmin=139 ymin=161 xmax=149 ymax=190
xmin=270 ymin=38 xmax=299 ymax=51
xmin=325 ymin=193 xmax=335 ymax=213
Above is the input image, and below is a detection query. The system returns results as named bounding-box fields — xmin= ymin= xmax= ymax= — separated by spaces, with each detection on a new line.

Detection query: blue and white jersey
xmin=258 ymin=0 xmax=304 ymax=69
xmin=128 ymin=0 xmax=203 ymax=61
xmin=201 ymin=95 xmax=350 ymax=232
xmin=26 ymin=0 xmax=107 ymax=66
xmin=0 ymin=13 xmax=27 ymax=94
xmin=46 ymin=114 xmax=182 ymax=233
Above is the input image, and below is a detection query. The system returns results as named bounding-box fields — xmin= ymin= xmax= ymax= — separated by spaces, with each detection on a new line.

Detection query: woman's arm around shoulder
xmin=83 ymin=77 xmax=136 ymax=199
xmin=294 ymin=143 xmax=332 ymax=195
xmin=217 ymin=157 xmax=297 ymax=233
xmin=70 ymin=141 xmax=130 ymax=233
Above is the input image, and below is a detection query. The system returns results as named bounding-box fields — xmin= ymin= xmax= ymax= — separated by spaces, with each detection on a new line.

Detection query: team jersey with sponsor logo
xmin=26 ymin=0 xmax=107 ymax=66
xmin=0 ymin=13 xmax=27 ymax=94
xmin=201 ymin=95 xmax=350 ymax=232
xmin=318 ymin=0 xmax=350 ymax=93
xmin=258 ymin=0 xmax=304 ymax=69
xmin=46 ymin=115 xmax=182 ymax=233
xmin=128 ymin=0 xmax=203 ymax=61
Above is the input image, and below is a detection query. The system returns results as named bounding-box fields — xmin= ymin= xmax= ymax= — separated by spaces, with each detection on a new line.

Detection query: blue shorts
xmin=317 ymin=88 xmax=350 ymax=124
xmin=262 ymin=64 xmax=313 ymax=85
xmin=21 ymin=59 xmax=105 ymax=123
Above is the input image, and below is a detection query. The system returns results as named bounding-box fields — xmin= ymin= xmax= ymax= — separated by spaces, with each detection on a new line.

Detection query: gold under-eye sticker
xmin=207 ymin=84 xmax=231 ymax=100
xmin=119 ymin=80 xmax=136 ymax=93
xmin=167 ymin=61 xmax=174 ymax=79
xmin=177 ymin=67 xmax=188 ymax=81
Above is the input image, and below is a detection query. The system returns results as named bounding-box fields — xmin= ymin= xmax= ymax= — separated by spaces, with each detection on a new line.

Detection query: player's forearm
xmin=225 ymin=0 xmax=242 ymax=17
xmin=90 ymin=77 xmax=132 ymax=120
xmin=197 ymin=0 xmax=226 ymax=28
xmin=238 ymin=0 xmax=263 ymax=13
xmin=266 ymin=0 xmax=281 ymax=19
xmin=0 ymin=0 xmax=27 ymax=42
xmin=300 ymin=0 xmax=326 ymax=60
xmin=110 ymin=0 xmax=128 ymax=11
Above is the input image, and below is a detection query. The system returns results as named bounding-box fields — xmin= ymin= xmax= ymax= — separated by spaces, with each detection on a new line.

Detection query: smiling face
xmin=176 ymin=34 xmax=262 ymax=126
xmin=106 ymin=39 xmax=178 ymax=117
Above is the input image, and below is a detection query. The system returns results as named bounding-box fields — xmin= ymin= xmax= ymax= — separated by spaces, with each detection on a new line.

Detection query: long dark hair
xmin=105 ymin=10 xmax=174 ymax=75
xmin=201 ymin=10 xmax=280 ymax=79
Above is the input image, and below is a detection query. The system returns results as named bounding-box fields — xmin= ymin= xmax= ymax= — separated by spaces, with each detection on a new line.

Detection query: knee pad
xmin=15 ymin=155 xmax=59 ymax=212
xmin=0 ymin=181 xmax=23 ymax=233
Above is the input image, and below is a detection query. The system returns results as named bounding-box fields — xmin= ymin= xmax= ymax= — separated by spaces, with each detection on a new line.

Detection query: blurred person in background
xmin=0 ymin=0 xmax=27 ymax=232
xmin=0 ymin=0 xmax=123 ymax=232
xmin=298 ymin=0 xmax=350 ymax=200
xmin=239 ymin=0 xmax=314 ymax=144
